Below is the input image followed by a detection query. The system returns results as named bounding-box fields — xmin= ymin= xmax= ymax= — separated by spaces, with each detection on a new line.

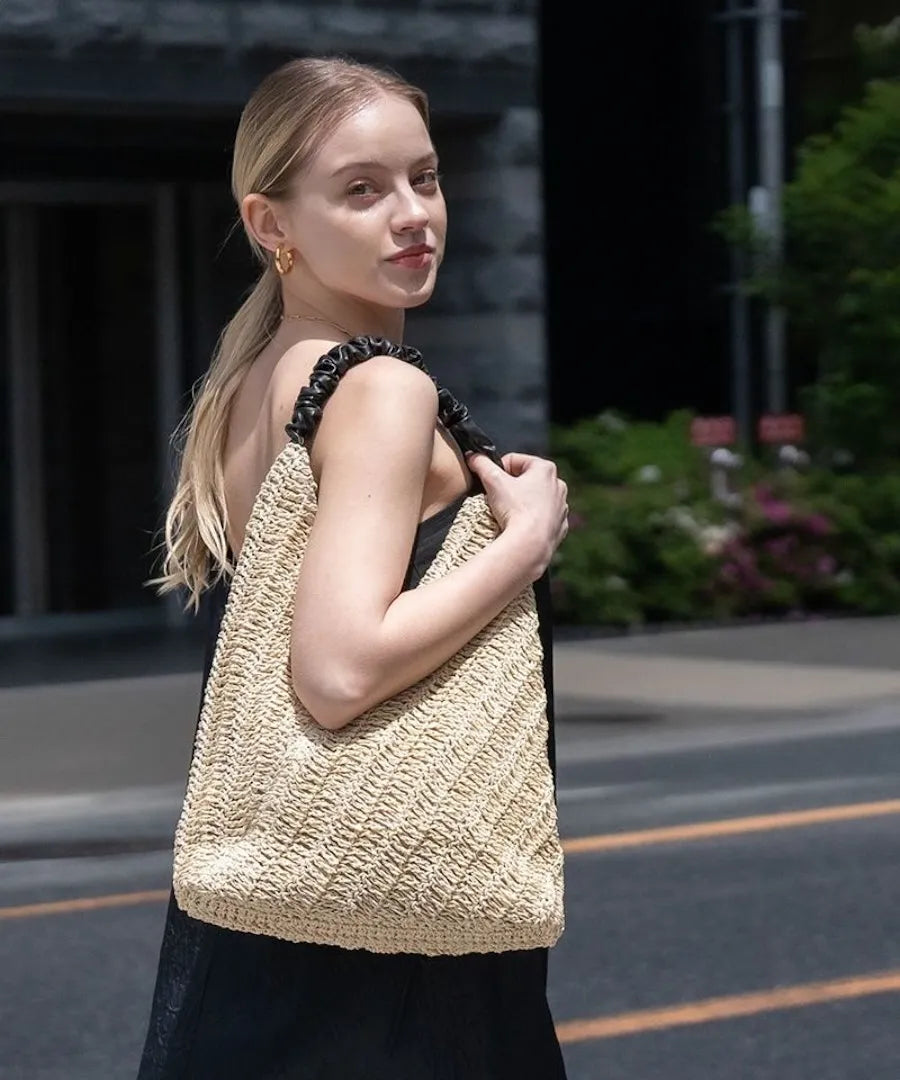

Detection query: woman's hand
xmin=466 ymin=451 xmax=569 ymax=580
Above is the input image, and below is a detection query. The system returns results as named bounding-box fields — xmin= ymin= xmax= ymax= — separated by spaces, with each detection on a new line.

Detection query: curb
xmin=0 ymin=785 xmax=182 ymax=862
xmin=553 ymin=611 xmax=900 ymax=643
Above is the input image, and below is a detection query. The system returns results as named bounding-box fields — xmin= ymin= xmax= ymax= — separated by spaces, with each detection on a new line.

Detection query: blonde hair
xmin=146 ymin=56 xmax=430 ymax=614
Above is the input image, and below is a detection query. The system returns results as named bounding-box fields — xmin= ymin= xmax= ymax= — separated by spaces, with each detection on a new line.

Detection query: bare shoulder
xmin=329 ymin=352 xmax=438 ymax=411
xmin=267 ymin=343 xmax=437 ymax=436
xmin=266 ymin=339 xmax=330 ymax=431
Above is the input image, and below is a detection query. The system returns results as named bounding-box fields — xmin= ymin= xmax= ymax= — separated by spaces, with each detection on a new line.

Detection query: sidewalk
xmin=3 ymin=616 xmax=900 ymax=855
xmin=555 ymin=615 xmax=900 ymax=718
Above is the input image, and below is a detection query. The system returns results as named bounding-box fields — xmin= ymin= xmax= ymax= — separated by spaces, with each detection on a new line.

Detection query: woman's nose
xmin=392 ymin=187 xmax=430 ymax=232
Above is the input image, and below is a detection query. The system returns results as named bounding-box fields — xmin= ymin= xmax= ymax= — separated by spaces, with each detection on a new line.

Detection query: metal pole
xmin=756 ymin=0 xmax=788 ymax=413
xmin=725 ymin=0 xmax=752 ymax=446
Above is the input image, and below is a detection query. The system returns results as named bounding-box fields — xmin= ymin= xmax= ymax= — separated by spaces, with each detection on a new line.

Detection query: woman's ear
xmin=240 ymin=193 xmax=287 ymax=255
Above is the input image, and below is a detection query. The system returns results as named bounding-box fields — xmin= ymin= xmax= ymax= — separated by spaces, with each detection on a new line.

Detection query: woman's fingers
xmin=500 ymin=452 xmax=541 ymax=476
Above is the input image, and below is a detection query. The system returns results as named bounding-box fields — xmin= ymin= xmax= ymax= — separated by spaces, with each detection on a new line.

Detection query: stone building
xmin=0 ymin=0 xmax=545 ymax=631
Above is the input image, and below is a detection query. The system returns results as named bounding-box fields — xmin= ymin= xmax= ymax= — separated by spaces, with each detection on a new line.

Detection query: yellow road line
xmin=4 ymin=799 xmax=900 ymax=920
xmin=562 ymin=798 xmax=900 ymax=854
xmin=556 ymin=970 xmax=900 ymax=1042
xmin=0 ymin=889 xmax=170 ymax=920
xmin=7 ymin=890 xmax=900 ymax=1045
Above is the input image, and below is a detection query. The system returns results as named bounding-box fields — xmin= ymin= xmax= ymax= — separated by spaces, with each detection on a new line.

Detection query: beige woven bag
xmin=172 ymin=336 xmax=565 ymax=956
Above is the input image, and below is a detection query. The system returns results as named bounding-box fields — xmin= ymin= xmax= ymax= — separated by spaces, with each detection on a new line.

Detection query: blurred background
xmin=3 ymin=2 xmax=900 ymax=1079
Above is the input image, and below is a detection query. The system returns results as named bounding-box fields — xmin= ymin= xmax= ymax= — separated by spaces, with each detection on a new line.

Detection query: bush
xmin=803 ymin=469 xmax=900 ymax=612
xmin=712 ymin=477 xmax=843 ymax=617
xmin=551 ymin=409 xmax=706 ymax=488
xmin=549 ymin=410 xmax=900 ymax=626
xmin=550 ymin=411 xmax=736 ymax=627
xmin=550 ymin=483 xmax=727 ymax=627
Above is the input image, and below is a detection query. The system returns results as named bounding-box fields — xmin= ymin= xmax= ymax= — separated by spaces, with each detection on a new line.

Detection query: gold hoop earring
xmin=274 ymin=244 xmax=294 ymax=275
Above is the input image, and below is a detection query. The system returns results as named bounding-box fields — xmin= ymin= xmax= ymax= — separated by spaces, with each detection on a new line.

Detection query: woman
xmin=139 ymin=54 xmax=569 ymax=1079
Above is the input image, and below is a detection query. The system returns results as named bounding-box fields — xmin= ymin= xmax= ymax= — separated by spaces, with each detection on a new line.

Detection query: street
xmin=3 ymin=702 xmax=900 ymax=1079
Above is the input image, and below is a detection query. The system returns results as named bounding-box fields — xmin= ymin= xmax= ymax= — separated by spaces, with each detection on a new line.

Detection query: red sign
xmin=758 ymin=413 xmax=805 ymax=444
xmin=690 ymin=416 xmax=737 ymax=447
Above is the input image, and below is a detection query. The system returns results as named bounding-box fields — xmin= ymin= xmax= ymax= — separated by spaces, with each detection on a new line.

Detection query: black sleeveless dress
xmin=137 ymin=340 xmax=567 ymax=1080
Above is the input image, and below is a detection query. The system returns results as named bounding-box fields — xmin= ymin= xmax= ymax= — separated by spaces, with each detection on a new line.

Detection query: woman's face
xmin=281 ymin=93 xmax=447 ymax=310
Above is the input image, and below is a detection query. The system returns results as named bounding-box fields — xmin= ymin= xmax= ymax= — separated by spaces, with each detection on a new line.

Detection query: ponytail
xmin=146 ymin=267 xmax=282 ymax=613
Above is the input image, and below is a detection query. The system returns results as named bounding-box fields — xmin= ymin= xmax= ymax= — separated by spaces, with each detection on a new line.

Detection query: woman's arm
xmin=287 ymin=354 xmax=550 ymax=731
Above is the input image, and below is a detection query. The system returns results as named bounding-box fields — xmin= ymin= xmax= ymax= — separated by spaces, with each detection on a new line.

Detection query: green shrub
xmin=550 ymin=483 xmax=726 ymax=627
xmin=803 ymin=470 xmax=900 ymax=612
xmin=549 ymin=410 xmax=900 ymax=626
xmin=712 ymin=476 xmax=843 ymax=617
xmin=551 ymin=408 xmax=710 ymax=488
xmin=549 ymin=411 xmax=736 ymax=626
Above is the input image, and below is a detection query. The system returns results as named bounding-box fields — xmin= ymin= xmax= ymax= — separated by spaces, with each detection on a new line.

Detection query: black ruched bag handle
xmin=284 ymin=336 xmax=503 ymax=467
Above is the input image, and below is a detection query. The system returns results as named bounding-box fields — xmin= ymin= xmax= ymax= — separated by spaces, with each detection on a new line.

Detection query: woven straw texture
xmin=172 ymin=440 xmax=565 ymax=956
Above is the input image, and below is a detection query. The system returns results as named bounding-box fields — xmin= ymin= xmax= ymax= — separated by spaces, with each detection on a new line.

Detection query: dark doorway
xmin=540 ymin=0 xmax=728 ymax=426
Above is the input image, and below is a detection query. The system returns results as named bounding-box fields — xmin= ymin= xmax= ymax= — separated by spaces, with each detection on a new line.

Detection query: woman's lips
xmin=387 ymin=246 xmax=434 ymax=270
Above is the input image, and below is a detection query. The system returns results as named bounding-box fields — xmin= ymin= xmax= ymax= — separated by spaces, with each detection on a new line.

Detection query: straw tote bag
xmin=172 ymin=335 xmax=565 ymax=956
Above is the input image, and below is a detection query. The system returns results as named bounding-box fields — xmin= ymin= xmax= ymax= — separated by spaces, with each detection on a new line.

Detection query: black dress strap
xmin=283 ymin=335 xmax=503 ymax=466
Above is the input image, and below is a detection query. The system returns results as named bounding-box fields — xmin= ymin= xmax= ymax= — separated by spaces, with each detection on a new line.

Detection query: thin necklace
xmin=280 ymin=312 xmax=353 ymax=338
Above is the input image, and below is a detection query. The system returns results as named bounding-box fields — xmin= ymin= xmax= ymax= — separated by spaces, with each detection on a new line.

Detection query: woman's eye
xmin=347 ymin=181 xmax=377 ymax=198
xmin=414 ymin=169 xmax=441 ymax=189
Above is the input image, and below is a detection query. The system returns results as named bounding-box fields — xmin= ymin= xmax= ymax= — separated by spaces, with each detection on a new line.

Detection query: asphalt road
xmin=2 ymin=712 xmax=900 ymax=1080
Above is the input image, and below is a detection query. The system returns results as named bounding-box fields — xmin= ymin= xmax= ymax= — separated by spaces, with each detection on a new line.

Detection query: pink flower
xmin=761 ymin=500 xmax=793 ymax=525
xmin=764 ymin=536 xmax=796 ymax=560
xmin=733 ymin=546 xmax=758 ymax=569
xmin=720 ymin=563 xmax=739 ymax=584
xmin=804 ymin=514 xmax=832 ymax=536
